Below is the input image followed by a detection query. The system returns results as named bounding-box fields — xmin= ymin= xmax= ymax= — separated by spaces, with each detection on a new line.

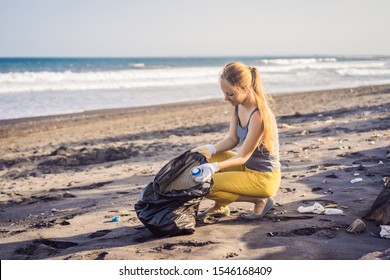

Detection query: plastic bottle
xmin=191 ymin=166 xmax=211 ymax=183
xmin=324 ymin=208 xmax=344 ymax=215
xmin=191 ymin=167 xmax=203 ymax=181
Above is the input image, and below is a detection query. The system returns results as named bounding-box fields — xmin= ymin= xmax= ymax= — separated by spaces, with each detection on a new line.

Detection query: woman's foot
xmin=197 ymin=205 xmax=230 ymax=218
xmin=243 ymin=197 xmax=275 ymax=220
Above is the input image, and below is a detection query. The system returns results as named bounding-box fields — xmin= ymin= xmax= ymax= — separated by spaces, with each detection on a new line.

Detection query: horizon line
xmin=1 ymin=54 xmax=390 ymax=59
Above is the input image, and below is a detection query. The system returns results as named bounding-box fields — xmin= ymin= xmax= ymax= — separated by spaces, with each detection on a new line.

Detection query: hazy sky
xmin=1 ymin=0 xmax=389 ymax=57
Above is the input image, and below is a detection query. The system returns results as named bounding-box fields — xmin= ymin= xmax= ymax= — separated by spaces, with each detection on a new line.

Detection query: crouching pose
xmin=192 ymin=62 xmax=281 ymax=220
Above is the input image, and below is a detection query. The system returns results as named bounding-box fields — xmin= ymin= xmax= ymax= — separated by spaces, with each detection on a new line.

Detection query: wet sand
xmin=0 ymin=84 xmax=389 ymax=260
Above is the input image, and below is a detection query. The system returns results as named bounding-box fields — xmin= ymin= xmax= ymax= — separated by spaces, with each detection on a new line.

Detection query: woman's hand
xmin=191 ymin=144 xmax=216 ymax=159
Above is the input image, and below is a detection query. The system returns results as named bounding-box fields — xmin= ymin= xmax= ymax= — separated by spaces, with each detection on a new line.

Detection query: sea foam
xmin=0 ymin=67 xmax=220 ymax=93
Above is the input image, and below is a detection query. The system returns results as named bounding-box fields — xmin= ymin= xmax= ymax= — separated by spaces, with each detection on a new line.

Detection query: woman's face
xmin=220 ymin=79 xmax=247 ymax=106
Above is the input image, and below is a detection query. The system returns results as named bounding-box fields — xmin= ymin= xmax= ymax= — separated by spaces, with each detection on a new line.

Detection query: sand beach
xmin=0 ymin=84 xmax=389 ymax=260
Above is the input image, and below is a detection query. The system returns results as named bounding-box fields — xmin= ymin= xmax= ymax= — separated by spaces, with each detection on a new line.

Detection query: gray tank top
xmin=235 ymin=106 xmax=281 ymax=172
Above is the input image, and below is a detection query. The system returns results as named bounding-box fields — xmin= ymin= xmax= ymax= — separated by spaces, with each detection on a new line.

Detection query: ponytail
xmin=249 ymin=66 xmax=275 ymax=153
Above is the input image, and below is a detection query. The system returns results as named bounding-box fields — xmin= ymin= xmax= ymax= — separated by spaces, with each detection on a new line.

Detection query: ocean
xmin=1 ymin=56 xmax=390 ymax=120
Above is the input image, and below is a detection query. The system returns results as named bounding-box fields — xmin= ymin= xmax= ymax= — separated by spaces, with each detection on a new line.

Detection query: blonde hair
xmin=220 ymin=62 xmax=276 ymax=153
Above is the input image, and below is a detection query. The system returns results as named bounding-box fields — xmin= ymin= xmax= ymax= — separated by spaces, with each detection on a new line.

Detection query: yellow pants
xmin=206 ymin=151 xmax=281 ymax=206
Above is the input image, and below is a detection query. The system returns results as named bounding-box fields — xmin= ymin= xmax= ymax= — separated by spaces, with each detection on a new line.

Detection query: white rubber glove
xmin=190 ymin=144 xmax=216 ymax=159
xmin=191 ymin=162 xmax=220 ymax=183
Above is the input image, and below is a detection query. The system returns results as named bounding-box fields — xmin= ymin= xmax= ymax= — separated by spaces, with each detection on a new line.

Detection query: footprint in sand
xmin=15 ymin=239 xmax=78 ymax=258
xmin=88 ymin=230 xmax=112 ymax=238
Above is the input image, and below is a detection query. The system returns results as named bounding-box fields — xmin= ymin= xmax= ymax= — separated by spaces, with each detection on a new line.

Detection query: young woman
xmin=192 ymin=62 xmax=281 ymax=220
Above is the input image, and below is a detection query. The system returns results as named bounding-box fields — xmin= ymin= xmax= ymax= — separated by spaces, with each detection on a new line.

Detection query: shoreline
xmin=1 ymin=83 xmax=390 ymax=127
xmin=0 ymin=83 xmax=389 ymax=260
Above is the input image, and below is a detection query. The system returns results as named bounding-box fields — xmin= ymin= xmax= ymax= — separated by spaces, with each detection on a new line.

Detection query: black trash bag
xmin=134 ymin=150 xmax=212 ymax=237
